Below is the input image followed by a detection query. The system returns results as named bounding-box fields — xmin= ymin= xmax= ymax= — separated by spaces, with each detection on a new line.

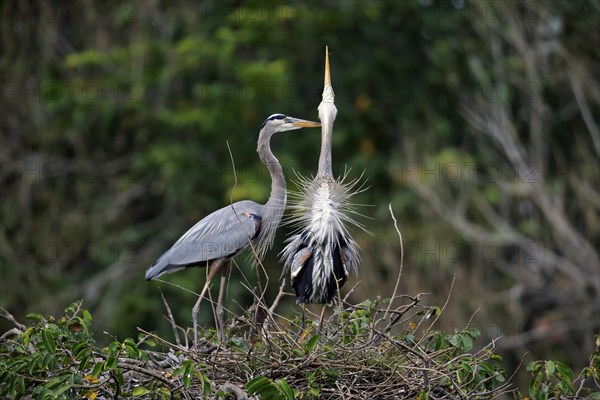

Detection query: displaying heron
xmin=146 ymin=114 xmax=321 ymax=347
xmin=282 ymin=47 xmax=364 ymax=325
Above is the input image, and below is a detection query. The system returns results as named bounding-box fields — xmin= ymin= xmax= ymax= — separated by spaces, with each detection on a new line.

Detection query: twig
xmin=119 ymin=362 xmax=181 ymax=394
xmin=0 ymin=328 xmax=23 ymax=343
xmin=384 ymin=294 xmax=421 ymax=335
xmin=417 ymin=275 xmax=456 ymax=345
xmin=154 ymin=278 xmax=199 ymax=296
xmin=383 ymin=204 xmax=404 ymax=326
xmin=160 ymin=288 xmax=181 ymax=347
xmin=342 ymin=280 xmax=362 ymax=303
xmin=137 ymin=328 xmax=185 ymax=351
xmin=109 ymin=370 xmax=120 ymax=399
xmin=0 ymin=308 xmax=27 ymax=331
xmin=268 ymin=279 xmax=287 ymax=315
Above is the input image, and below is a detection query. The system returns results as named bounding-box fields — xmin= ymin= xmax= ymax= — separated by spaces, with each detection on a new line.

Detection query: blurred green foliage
xmin=1 ymin=0 xmax=598 ymax=392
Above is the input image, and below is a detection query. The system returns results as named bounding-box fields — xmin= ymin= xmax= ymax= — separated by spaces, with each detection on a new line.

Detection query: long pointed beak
xmin=321 ymin=46 xmax=335 ymax=103
xmin=290 ymin=118 xmax=321 ymax=128
xmin=324 ymin=45 xmax=331 ymax=87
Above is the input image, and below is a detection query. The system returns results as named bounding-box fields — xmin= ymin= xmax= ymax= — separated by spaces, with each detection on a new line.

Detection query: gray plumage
xmin=145 ymin=201 xmax=263 ymax=279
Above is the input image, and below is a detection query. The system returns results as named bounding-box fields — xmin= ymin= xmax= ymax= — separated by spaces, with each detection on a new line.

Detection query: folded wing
xmin=145 ymin=200 xmax=262 ymax=280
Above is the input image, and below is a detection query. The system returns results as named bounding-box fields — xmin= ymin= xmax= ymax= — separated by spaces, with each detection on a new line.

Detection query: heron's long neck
xmin=317 ymin=102 xmax=337 ymax=179
xmin=258 ymin=138 xmax=286 ymax=210
xmin=317 ymin=121 xmax=333 ymax=179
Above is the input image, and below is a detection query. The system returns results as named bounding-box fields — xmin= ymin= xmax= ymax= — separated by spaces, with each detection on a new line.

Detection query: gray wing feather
xmin=145 ymin=200 xmax=262 ymax=280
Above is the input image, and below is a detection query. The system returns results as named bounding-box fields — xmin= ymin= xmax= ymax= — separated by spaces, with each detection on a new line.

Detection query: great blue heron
xmin=282 ymin=48 xmax=363 ymax=325
xmin=146 ymin=114 xmax=321 ymax=346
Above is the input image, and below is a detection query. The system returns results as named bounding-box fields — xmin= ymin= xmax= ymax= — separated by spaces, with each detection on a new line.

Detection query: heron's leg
xmin=215 ymin=260 xmax=231 ymax=343
xmin=192 ymin=259 xmax=224 ymax=348
xmin=317 ymin=305 xmax=327 ymax=334
xmin=295 ymin=304 xmax=306 ymax=342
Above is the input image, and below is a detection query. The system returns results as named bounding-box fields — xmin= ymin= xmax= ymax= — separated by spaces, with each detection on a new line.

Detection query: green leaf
xmin=41 ymin=329 xmax=56 ymax=355
xmin=247 ymin=376 xmax=270 ymax=393
xmin=79 ymin=355 xmax=91 ymax=371
xmin=133 ymin=386 xmax=151 ymax=396
xmin=461 ymin=334 xmax=473 ymax=350
xmin=276 ymin=379 xmax=295 ymax=400
xmin=105 ymin=356 xmax=118 ymax=370
xmin=114 ymin=369 xmax=125 ymax=386
xmin=554 ymin=361 xmax=574 ymax=394
xmin=247 ymin=376 xmax=280 ymax=398
xmin=91 ymin=361 xmax=104 ymax=376
xmin=18 ymin=376 xmax=26 ymax=394
xmin=196 ymin=371 xmax=212 ymax=397
xmin=73 ymin=341 xmax=90 ymax=359
xmin=26 ymin=312 xmax=44 ymax=321
xmin=22 ymin=327 xmax=35 ymax=349
xmin=45 ymin=377 xmax=62 ymax=390
xmin=465 ymin=328 xmax=480 ymax=338
xmin=448 ymin=335 xmax=460 ymax=348
xmin=42 ymin=353 xmax=56 ymax=370
xmin=554 ymin=361 xmax=573 ymax=381
xmin=182 ymin=360 xmax=194 ymax=389
xmin=124 ymin=338 xmax=140 ymax=358
xmin=28 ymin=352 xmax=44 ymax=374
xmin=107 ymin=341 xmax=122 ymax=356
xmin=545 ymin=360 xmax=555 ymax=375
xmin=51 ymin=383 xmax=72 ymax=396
xmin=529 ymin=374 xmax=542 ymax=399
xmin=82 ymin=309 xmax=93 ymax=322
xmin=527 ymin=361 xmax=543 ymax=373
xmin=303 ymin=335 xmax=320 ymax=355
xmin=291 ymin=348 xmax=304 ymax=358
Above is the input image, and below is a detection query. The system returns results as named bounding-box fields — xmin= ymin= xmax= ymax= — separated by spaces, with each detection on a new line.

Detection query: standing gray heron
xmin=145 ymin=114 xmax=321 ymax=347
xmin=282 ymin=47 xmax=364 ymax=326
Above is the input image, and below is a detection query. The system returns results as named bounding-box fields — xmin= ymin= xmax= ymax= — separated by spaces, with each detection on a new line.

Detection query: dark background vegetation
xmin=1 ymin=0 xmax=598 ymax=392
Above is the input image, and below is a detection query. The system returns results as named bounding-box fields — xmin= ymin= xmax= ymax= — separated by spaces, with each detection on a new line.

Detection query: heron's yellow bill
xmin=291 ymin=119 xmax=321 ymax=128
xmin=324 ymin=45 xmax=331 ymax=87
xmin=321 ymin=46 xmax=335 ymax=103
